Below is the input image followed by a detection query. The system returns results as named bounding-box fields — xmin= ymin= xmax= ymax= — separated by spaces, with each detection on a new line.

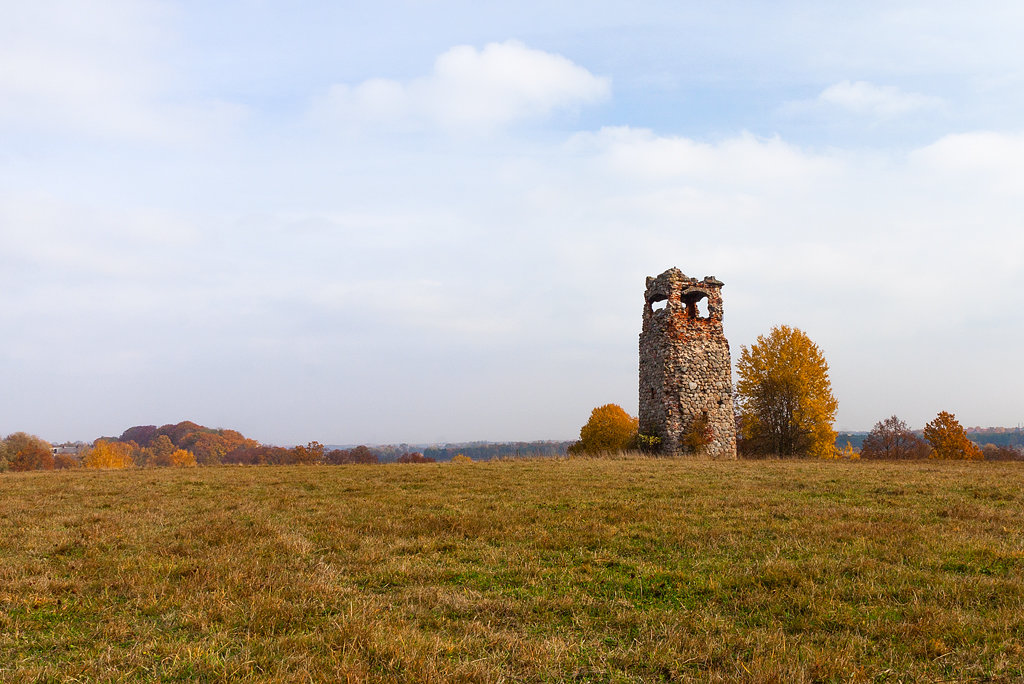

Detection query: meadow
xmin=1 ymin=458 xmax=1022 ymax=682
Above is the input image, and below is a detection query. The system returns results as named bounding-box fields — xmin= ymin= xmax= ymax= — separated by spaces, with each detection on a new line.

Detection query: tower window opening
xmin=681 ymin=288 xmax=711 ymax=320
xmin=649 ymin=296 xmax=667 ymax=312
xmin=696 ymin=297 xmax=710 ymax=319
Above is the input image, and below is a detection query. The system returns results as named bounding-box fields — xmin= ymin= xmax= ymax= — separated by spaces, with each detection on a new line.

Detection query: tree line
xmin=0 ymin=421 xmax=438 ymax=472
xmin=0 ymin=421 xmax=583 ymax=473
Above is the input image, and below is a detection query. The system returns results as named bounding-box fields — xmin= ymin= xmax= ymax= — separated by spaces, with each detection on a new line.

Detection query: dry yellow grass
xmin=1 ymin=458 xmax=1022 ymax=681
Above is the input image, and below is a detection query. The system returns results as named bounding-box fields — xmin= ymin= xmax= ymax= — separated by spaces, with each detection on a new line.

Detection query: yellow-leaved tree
xmin=82 ymin=439 xmax=135 ymax=469
xmin=736 ymin=325 xmax=838 ymax=458
xmin=923 ymin=411 xmax=982 ymax=460
xmin=569 ymin=404 xmax=638 ymax=455
xmin=168 ymin=448 xmax=197 ymax=467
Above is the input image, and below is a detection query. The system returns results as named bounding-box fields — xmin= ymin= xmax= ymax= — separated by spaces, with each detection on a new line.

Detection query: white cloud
xmin=312 ymin=40 xmax=610 ymax=132
xmin=816 ymin=80 xmax=944 ymax=118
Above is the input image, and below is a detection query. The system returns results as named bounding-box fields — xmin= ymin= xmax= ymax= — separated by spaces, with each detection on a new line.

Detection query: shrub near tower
xmin=569 ymin=404 xmax=638 ymax=455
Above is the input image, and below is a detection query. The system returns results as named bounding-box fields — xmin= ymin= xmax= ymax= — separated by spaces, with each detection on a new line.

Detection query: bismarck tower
xmin=639 ymin=268 xmax=737 ymax=458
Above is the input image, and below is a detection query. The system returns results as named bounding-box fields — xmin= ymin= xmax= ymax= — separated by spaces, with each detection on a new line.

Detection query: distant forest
xmin=336 ymin=441 xmax=573 ymax=463
xmin=965 ymin=427 xmax=1024 ymax=448
xmin=422 ymin=441 xmax=573 ymax=462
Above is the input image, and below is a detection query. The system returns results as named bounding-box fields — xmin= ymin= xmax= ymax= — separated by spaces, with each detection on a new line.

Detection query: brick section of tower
xmin=639 ymin=268 xmax=738 ymax=459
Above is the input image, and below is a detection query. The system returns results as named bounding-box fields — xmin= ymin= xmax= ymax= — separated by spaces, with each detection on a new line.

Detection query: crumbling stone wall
xmin=639 ymin=267 xmax=737 ymax=458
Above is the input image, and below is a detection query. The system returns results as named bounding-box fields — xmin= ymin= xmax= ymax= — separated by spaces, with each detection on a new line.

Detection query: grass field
xmin=1 ymin=458 xmax=1022 ymax=682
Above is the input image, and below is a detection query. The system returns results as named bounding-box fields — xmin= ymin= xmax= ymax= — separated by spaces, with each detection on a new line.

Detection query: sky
xmin=2 ymin=1 xmax=1023 ymax=445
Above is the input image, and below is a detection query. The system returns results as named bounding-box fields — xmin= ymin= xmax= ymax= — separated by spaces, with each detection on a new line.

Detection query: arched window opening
xmin=681 ymin=287 xmax=712 ymax=320
xmin=696 ymin=297 xmax=710 ymax=319
xmin=648 ymin=295 xmax=667 ymax=312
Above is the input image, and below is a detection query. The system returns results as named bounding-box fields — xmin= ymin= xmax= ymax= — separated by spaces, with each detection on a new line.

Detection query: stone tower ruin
xmin=639 ymin=267 xmax=737 ymax=458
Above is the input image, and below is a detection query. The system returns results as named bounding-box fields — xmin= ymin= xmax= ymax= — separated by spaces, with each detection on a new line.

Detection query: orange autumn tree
xmin=569 ymin=404 xmax=638 ymax=455
xmin=3 ymin=432 xmax=54 ymax=471
xmin=923 ymin=411 xmax=982 ymax=460
xmin=83 ymin=439 xmax=135 ymax=469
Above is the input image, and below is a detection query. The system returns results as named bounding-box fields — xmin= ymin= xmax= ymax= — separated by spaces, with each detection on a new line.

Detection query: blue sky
xmin=2 ymin=1 xmax=1022 ymax=444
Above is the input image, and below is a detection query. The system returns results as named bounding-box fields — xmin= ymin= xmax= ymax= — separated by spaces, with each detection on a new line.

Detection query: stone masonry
xmin=639 ymin=268 xmax=737 ymax=458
